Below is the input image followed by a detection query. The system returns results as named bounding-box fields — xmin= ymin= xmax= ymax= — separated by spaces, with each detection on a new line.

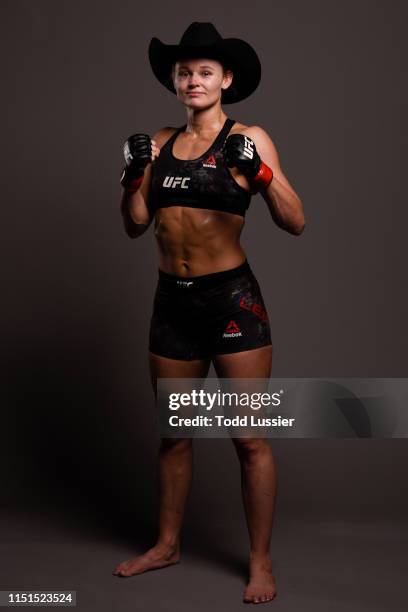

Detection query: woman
xmin=113 ymin=22 xmax=305 ymax=604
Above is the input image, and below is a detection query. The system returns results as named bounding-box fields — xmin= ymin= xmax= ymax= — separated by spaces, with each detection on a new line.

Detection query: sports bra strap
xmin=212 ymin=118 xmax=236 ymax=149
xmin=162 ymin=117 xmax=236 ymax=152
xmin=162 ymin=125 xmax=186 ymax=150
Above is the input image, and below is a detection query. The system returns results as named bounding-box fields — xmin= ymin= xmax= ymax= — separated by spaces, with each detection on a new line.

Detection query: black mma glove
xmin=222 ymin=134 xmax=273 ymax=189
xmin=120 ymin=133 xmax=152 ymax=191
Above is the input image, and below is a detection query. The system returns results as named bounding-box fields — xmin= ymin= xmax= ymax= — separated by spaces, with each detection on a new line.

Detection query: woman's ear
xmin=222 ymin=69 xmax=233 ymax=91
xmin=168 ymin=64 xmax=176 ymax=88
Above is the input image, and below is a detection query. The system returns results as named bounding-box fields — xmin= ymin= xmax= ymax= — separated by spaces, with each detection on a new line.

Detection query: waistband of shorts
xmin=158 ymin=259 xmax=252 ymax=290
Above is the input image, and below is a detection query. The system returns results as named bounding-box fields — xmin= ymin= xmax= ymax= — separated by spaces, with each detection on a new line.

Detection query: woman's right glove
xmin=120 ymin=134 xmax=152 ymax=191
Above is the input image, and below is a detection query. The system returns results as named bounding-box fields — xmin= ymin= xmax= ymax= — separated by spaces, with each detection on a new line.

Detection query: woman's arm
xmin=242 ymin=126 xmax=305 ymax=235
xmin=120 ymin=162 xmax=154 ymax=238
xmin=120 ymin=127 xmax=174 ymax=238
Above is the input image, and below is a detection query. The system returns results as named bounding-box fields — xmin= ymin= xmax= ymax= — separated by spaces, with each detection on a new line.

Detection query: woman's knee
xmin=233 ymin=437 xmax=270 ymax=460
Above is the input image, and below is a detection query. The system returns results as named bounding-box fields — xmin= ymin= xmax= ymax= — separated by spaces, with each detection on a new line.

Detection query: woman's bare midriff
xmin=154 ymin=205 xmax=247 ymax=276
xmin=151 ymin=119 xmax=253 ymax=277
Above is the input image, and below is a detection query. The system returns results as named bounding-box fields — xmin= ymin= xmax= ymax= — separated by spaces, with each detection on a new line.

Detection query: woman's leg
xmin=113 ymin=352 xmax=211 ymax=577
xmin=150 ymin=352 xmax=211 ymax=551
xmin=213 ymin=345 xmax=277 ymax=603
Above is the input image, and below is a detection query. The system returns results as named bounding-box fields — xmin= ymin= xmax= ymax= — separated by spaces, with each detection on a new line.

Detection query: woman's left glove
xmin=222 ymin=134 xmax=273 ymax=190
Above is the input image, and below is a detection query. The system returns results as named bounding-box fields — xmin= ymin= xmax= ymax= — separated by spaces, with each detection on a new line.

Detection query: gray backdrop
xmin=1 ymin=1 xmax=407 ymax=610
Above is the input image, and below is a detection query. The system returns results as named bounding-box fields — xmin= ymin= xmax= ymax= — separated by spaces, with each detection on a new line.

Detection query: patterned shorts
xmin=149 ymin=259 xmax=272 ymax=360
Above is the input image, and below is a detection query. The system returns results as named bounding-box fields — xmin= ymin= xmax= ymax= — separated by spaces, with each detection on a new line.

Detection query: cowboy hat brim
xmin=148 ymin=37 xmax=261 ymax=104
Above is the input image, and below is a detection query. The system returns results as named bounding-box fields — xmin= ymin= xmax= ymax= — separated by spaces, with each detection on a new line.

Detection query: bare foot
xmin=112 ymin=543 xmax=180 ymax=577
xmin=243 ymin=553 xmax=277 ymax=604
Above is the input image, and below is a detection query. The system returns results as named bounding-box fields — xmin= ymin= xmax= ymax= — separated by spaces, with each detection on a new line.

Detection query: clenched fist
xmin=222 ymin=134 xmax=273 ymax=189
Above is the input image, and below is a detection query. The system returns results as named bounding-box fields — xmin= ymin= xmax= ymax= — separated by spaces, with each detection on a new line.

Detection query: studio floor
xmin=1 ymin=504 xmax=406 ymax=611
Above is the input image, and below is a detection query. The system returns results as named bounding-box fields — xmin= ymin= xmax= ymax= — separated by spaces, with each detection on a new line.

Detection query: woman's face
xmin=171 ymin=58 xmax=233 ymax=107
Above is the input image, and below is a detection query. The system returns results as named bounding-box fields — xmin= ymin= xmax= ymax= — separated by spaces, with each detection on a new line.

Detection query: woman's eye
xmin=177 ymin=71 xmax=212 ymax=77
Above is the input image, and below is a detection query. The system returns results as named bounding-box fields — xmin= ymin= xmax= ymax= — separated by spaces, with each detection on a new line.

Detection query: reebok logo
xmin=223 ymin=320 xmax=243 ymax=338
xmin=163 ymin=176 xmax=190 ymax=189
xmin=202 ymin=154 xmax=216 ymax=168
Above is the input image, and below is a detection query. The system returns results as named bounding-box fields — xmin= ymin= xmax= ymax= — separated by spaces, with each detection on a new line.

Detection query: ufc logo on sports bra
xmin=243 ymin=136 xmax=254 ymax=160
xmin=163 ymin=176 xmax=190 ymax=189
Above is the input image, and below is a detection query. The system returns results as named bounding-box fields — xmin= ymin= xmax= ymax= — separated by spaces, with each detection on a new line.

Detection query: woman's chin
xmin=182 ymin=96 xmax=215 ymax=109
xmin=186 ymin=97 xmax=204 ymax=104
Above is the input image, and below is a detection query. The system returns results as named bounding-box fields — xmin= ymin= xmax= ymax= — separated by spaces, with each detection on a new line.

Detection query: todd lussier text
xmin=168 ymin=415 xmax=296 ymax=428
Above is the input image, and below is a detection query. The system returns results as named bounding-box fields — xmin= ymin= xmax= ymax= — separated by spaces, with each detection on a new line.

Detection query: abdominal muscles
xmin=154 ymin=206 xmax=246 ymax=276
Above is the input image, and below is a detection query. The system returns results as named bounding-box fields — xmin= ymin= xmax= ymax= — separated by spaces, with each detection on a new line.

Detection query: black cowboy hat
xmin=148 ymin=22 xmax=261 ymax=104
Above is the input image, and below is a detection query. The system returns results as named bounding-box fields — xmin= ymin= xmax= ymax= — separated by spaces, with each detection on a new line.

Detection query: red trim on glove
xmin=120 ymin=167 xmax=144 ymax=193
xmin=252 ymin=161 xmax=273 ymax=189
xmin=124 ymin=174 xmax=144 ymax=192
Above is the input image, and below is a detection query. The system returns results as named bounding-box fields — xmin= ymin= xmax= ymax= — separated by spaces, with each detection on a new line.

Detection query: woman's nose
xmin=188 ymin=73 xmax=200 ymax=86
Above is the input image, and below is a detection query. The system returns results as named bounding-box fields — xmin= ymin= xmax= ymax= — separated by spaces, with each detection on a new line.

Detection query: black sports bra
xmin=149 ymin=117 xmax=251 ymax=217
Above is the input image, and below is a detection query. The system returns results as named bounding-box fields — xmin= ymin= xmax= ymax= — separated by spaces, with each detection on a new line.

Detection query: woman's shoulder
xmin=229 ymin=121 xmax=277 ymax=153
xmin=152 ymin=126 xmax=179 ymax=148
xmin=229 ymin=120 xmax=269 ymax=139
xmin=229 ymin=120 xmax=249 ymax=134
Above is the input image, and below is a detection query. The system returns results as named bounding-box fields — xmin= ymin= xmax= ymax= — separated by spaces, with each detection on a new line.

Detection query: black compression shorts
xmin=148 ymin=259 xmax=272 ymax=360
